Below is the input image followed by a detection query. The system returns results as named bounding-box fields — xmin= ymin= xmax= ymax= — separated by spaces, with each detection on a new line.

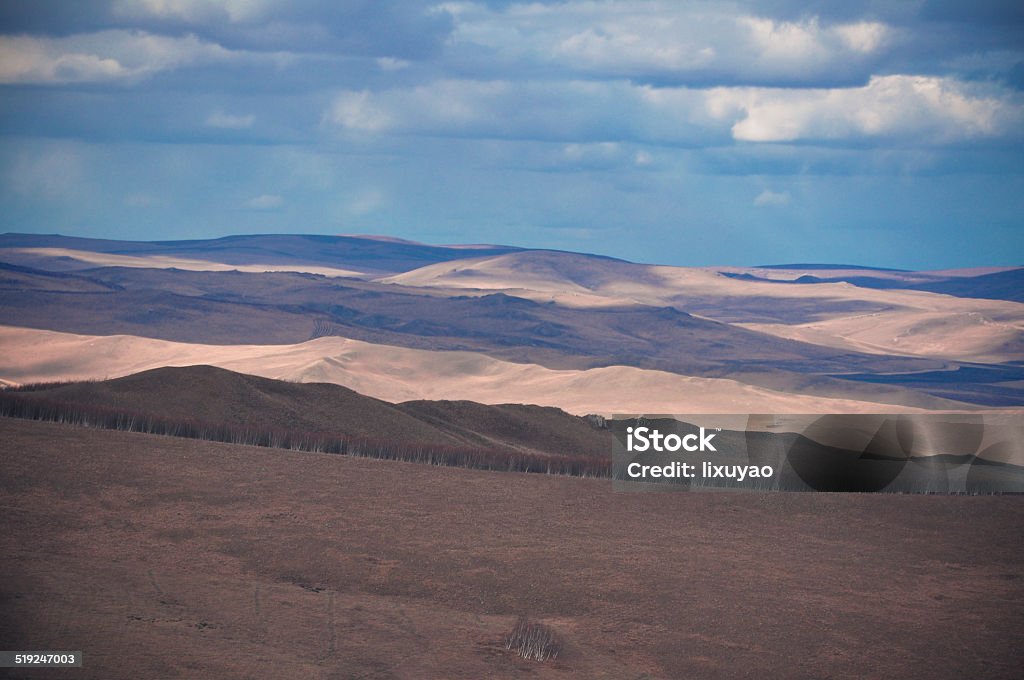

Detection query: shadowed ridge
xmin=0 ymin=232 xmax=525 ymax=276
xmin=755 ymin=263 xmax=910 ymax=272
xmin=397 ymin=399 xmax=610 ymax=459
xmin=728 ymin=265 xmax=1024 ymax=303
xmin=11 ymin=364 xmax=454 ymax=445
xmin=10 ymin=365 xmax=611 ymax=458
xmin=915 ymin=268 xmax=1024 ymax=303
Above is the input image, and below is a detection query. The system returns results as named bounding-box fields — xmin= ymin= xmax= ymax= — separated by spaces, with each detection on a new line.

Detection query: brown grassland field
xmin=1 ymin=417 xmax=1023 ymax=679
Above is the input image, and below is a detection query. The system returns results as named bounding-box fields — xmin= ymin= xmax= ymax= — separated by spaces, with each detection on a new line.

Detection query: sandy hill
xmin=0 ymin=262 xmax=947 ymax=376
xmin=11 ymin=365 xmax=611 ymax=458
xmin=383 ymin=250 xmax=1024 ymax=366
xmin=383 ymin=249 xmax=655 ymax=293
xmin=2 ymin=233 xmax=1021 ymax=408
xmin=732 ymin=265 xmax=1024 ymax=303
xmin=0 ymin=326 xmax=967 ymax=413
xmin=0 ymin=232 xmax=523 ymax=278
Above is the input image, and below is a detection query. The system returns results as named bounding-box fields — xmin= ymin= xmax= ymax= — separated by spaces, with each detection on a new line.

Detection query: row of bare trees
xmin=0 ymin=392 xmax=611 ymax=478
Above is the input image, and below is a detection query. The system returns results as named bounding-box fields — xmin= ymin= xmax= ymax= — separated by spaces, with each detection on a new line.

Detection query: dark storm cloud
xmin=0 ymin=1 xmax=114 ymax=35
xmin=920 ymin=0 xmax=1024 ymax=25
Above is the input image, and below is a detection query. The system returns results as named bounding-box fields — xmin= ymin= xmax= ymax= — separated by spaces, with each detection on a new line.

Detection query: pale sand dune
xmin=381 ymin=253 xmax=608 ymax=296
xmin=652 ymin=267 xmax=1023 ymax=318
xmin=383 ymin=254 xmax=1024 ymax=363
xmin=10 ymin=245 xmax=1021 ymax=366
xmin=0 ymin=325 xmax=944 ymax=415
xmin=707 ymin=265 xmax=1013 ymax=282
xmin=741 ymin=311 xmax=1024 ymax=364
xmin=386 ymin=253 xmax=1022 ymax=318
xmin=3 ymin=247 xmax=370 ymax=278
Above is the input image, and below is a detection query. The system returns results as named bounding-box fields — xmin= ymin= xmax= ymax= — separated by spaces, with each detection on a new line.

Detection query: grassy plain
xmin=2 ymin=418 xmax=1022 ymax=679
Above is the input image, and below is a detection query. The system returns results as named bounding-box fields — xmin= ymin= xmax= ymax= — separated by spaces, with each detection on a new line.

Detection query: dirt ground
xmin=1 ymin=418 xmax=1022 ymax=679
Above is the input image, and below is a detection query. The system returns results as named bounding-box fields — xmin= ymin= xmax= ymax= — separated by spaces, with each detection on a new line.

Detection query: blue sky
xmin=1 ymin=0 xmax=1022 ymax=268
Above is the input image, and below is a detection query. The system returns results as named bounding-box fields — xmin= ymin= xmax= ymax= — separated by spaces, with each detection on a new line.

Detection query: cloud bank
xmin=1 ymin=0 xmax=1022 ymax=267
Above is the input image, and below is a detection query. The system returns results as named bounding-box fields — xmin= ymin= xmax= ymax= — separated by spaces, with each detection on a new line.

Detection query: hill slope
xmin=2 ymin=233 xmax=1021 ymax=408
xmin=10 ymin=365 xmax=611 ymax=458
xmin=3 ymin=418 xmax=1023 ymax=679
xmin=0 ymin=233 xmax=523 ymax=277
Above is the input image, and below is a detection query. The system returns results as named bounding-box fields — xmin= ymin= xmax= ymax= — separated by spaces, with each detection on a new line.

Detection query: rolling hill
xmin=0 ymin=326 xmax=967 ymax=413
xmin=8 ymin=365 xmax=612 ymax=459
xmin=0 ymin=233 xmax=522 ymax=278
xmin=1 ymin=232 xmax=1022 ymax=410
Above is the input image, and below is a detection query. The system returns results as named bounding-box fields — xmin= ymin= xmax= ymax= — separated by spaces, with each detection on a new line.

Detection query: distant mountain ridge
xmin=726 ymin=267 xmax=1024 ymax=303
xmin=0 ymin=233 xmax=525 ymax=277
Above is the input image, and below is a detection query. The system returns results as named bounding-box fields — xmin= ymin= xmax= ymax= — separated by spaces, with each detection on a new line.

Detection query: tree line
xmin=0 ymin=392 xmax=611 ymax=478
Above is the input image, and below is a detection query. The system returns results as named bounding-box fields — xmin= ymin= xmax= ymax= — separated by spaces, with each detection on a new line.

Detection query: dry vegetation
xmin=505 ymin=618 xmax=562 ymax=661
xmin=0 ymin=388 xmax=610 ymax=479
xmin=3 ymin=365 xmax=614 ymax=457
xmin=1 ymin=418 xmax=1022 ymax=679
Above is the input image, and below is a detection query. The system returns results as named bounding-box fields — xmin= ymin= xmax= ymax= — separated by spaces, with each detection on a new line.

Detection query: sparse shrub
xmin=504 ymin=617 xmax=561 ymax=662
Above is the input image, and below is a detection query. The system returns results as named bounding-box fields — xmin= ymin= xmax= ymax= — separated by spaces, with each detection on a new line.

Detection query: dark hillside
xmin=0 ymin=232 xmax=523 ymax=276
xmin=398 ymin=400 xmax=609 ymax=458
xmin=10 ymin=366 xmax=611 ymax=458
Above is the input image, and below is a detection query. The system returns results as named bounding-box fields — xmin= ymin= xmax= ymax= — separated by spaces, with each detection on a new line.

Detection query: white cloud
xmin=347 ymin=188 xmax=384 ymax=216
xmin=753 ymin=189 xmax=790 ymax=207
xmin=243 ymin=193 xmax=283 ymax=209
xmin=715 ymin=75 xmax=1021 ymax=143
xmin=739 ymin=17 xmax=889 ymax=63
xmin=376 ymin=57 xmax=411 ymax=71
xmin=554 ymin=24 xmax=716 ymax=74
xmin=0 ymin=30 xmax=283 ymax=85
xmin=325 ymin=75 xmax=1022 ymax=147
xmin=0 ymin=35 xmax=130 ymax=84
xmin=442 ymin=1 xmax=893 ymax=84
xmin=562 ymin=142 xmax=621 ymax=161
xmin=738 ymin=16 xmax=829 ymax=64
xmin=327 ymin=80 xmax=527 ymax=136
xmin=327 ymin=90 xmax=395 ymax=133
xmin=833 ymin=21 xmax=889 ymax=54
xmin=326 ymin=79 xmax=716 ymax=145
xmin=205 ymin=110 xmax=255 ymax=129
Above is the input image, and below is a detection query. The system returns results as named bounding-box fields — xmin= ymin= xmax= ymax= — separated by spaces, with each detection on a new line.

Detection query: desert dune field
xmin=0 ymin=325 xmax=942 ymax=415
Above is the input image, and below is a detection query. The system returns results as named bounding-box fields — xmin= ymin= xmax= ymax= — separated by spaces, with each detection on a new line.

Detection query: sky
xmin=1 ymin=1 xmax=1023 ymax=268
